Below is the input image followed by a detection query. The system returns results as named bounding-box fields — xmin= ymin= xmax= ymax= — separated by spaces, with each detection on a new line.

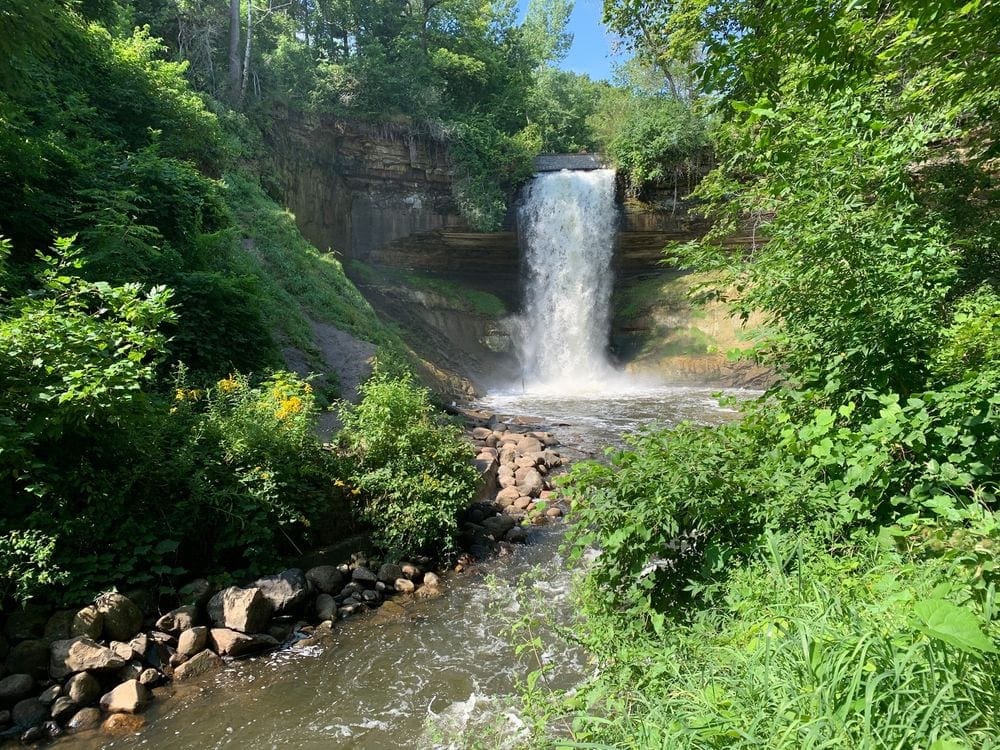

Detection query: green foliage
xmin=337 ymin=370 xmax=479 ymax=556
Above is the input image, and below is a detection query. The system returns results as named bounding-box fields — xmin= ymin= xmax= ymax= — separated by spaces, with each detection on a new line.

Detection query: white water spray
xmin=516 ymin=168 xmax=619 ymax=392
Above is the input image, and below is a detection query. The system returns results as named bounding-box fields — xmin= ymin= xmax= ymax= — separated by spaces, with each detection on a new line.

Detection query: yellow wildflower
xmin=217 ymin=376 xmax=239 ymax=393
xmin=174 ymin=388 xmax=186 ymax=401
xmin=334 ymin=479 xmax=346 ymax=487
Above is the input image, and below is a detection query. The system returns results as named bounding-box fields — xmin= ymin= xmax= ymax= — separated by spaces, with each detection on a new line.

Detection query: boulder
xmin=315 ymin=594 xmax=336 ymax=621
xmin=70 ymin=606 xmax=104 ymax=640
xmin=515 ymin=468 xmax=544 ymax=497
xmin=394 ymin=578 xmax=415 ymax=594
xmin=50 ymin=638 xmax=126 ymax=679
xmin=471 ymin=427 xmax=493 ymax=440
xmin=400 ymin=563 xmax=423 ymax=581
xmin=95 ymin=593 xmax=143 ymax=642
xmin=101 ymin=712 xmax=145 ymax=735
xmin=518 ymin=436 xmax=544 ymax=454
xmin=305 ymin=566 xmax=344 ymax=595
xmin=377 ymin=563 xmax=404 ymax=585
xmin=482 ymin=515 xmax=516 ymax=539
xmin=138 ymin=668 xmax=160 ymax=687
xmin=37 ymin=684 xmax=60 ymax=705
xmin=0 ymin=674 xmax=34 ymax=704
xmin=207 ymin=587 xmax=273 ymax=634
xmin=11 ymin=698 xmax=46 ymax=728
xmin=251 ymin=569 xmax=310 ymax=615
xmin=50 ymin=696 xmax=78 ymax=722
xmin=109 ymin=641 xmax=135 ymax=662
xmin=65 ymin=672 xmax=101 ymax=705
xmin=514 ymin=497 xmax=532 ymax=510
xmin=351 ymin=566 xmax=378 ymax=588
xmin=176 ymin=627 xmax=208 ymax=659
xmin=209 ymin=628 xmax=278 ymax=658
xmin=5 ymin=639 xmax=49 ymax=680
xmin=172 ymin=649 xmax=222 ymax=681
xmin=154 ymin=605 xmax=198 ymax=634
xmin=496 ymin=486 xmax=520 ymax=505
xmin=66 ymin=707 xmax=101 ymax=732
xmin=43 ymin=611 xmax=74 ymax=643
xmin=423 ymin=572 xmax=441 ymax=589
xmin=99 ymin=680 xmax=149 ymax=714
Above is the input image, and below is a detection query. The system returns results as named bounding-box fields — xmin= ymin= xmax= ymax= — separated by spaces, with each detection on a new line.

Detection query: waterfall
xmin=516 ymin=168 xmax=619 ymax=392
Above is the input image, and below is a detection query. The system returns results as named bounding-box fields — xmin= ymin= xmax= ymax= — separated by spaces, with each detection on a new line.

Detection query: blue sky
xmin=517 ymin=0 xmax=625 ymax=82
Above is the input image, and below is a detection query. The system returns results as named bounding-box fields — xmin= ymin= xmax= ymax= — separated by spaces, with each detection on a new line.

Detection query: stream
xmin=68 ymin=386 xmax=749 ymax=750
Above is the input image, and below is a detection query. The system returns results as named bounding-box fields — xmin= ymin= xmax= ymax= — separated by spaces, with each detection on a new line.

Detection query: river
xmin=66 ymin=386 xmax=748 ymax=750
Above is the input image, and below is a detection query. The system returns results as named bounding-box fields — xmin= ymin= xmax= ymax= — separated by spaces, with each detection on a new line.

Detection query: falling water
xmin=516 ymin=168 xmax=619 ymax=392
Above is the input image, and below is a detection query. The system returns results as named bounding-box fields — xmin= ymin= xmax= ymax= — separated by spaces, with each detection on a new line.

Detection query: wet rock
xmin=251 ymin=569 xmax=309 ymax=615
xmin=138 ymin=669 xmax=160 ymax=688
xmin=207 ymin=587 xmax=273 ymax=634
xmin=119 ymin=660 xmax=144 ymax=683
xmin=5 ymin=639 xmax=49 ymax=680
xmin=361 ymin=589 xmax=381 ymax=605
xmin=0 ymin=674 xmax=34 ymax=704
xmin=11 ymin=697 xmax=46 ymax=728
xmin=128 ymin=633 xmax=150 ymax=662
xmin=21 ymin=725 xmax=46 ymax=743
xmin=155 ymin=605 xmax=198 ymax=634
xmin=423 ymin=572 xmax=441 ymax=588
xmin=101 ymin=712 xmax=145 ymax=735
xmin=176 ymin=627 xmax=208 ymax=659
xmin=66 ymin=707 xmax=102 ymax=732
xmin=482 ymin=515 xmax=516 ymax=540
xmin=99 ymin=679 xmax=149 ymax=714
xmin=37 ymin=684 xmax=60 ymax=706
xmin=209 ymin=628 xmax=278 ymax=658
xmin=394 ymin=578 xmax=415 ymax=594
xmin=50 ymin=696 xmax=78 ymax=722
xmin=43 ymin=611 xmax=74 ymax=643
xmin=70 ymin=606 xmax=104 ymax=640
xmin=351 ymin=566 xmax=378 ymax=588
xmin=505 ymin=526 xmax=528 ymax=544
xmin=172 ymin=649 xmax=221 ymax=681
xmin=377 ymin=563 xmax=404 ymax=585
xmin=65 ymin=672 xmax=101 ymax=705
xmin=96 ymin=593 xmax=143 ymax=642
xmin=50 ymin=637 xmax=126 ymax=679
xmin=43 ymin=720 xmax=62 ymax=738
xmin=315 ymin=595 xmax=336 ymax=621
xmin=305 ymin=566 xmax=344 ymax=595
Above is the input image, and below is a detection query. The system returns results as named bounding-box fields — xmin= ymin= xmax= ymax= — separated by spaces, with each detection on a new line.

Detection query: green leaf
xmin=913 ymin=599 xmax=998 ymax=654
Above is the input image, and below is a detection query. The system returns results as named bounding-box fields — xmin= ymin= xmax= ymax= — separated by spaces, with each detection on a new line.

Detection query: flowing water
xmin=68 ymin=389 xmax=749 ymax=750
xmin=516 ymin=169 xmax=618 ymax=392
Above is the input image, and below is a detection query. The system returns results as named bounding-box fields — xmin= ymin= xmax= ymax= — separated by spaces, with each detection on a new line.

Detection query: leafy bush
xmin=337 ymin=370 xmax=478 ymax=556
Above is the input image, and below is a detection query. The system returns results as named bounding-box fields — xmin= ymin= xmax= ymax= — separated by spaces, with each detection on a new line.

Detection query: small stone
xmin=100 ymin=679 xmax=149 ymax=714
xmin=137 ymin=669 xmax=160 ymax=687
xmin=43 ymin=719 xmax=62 ymax=738
xmin=119 ymin=660 xmax=144 ymax=682
xmin=315 ymin=595 xmax=336 ymax=621
xmin=65 ymin=672 xmax=101 ymax=705
xmin=423 ymin=572 xmax=440 ymax=588
xmin=361 ymin=589 xmax=380 ymax=604
xmin=154 ymin=605 xmax=198 ymax=634
xmin=21 ymin=725 xmax=46 ymax=743
xmin=50 ymin=696 xmax=78 ymax=722
xmin=505 ymin=526 xmax=528 ymax=544
xmin=96 ymin=593 xmax=144 ymax=642
xmin=305 ymin=566 xmax=344 ymax=594
xmin=545 ymin=506 xmax=563 ymax=518
xmin=37 ymin=684 xmax=60 ymax=705
xmin=173 ymin=650 xmax=222 ymax=681
xmin=11 ymin=697 xmax=47 ymax=728
xmin=0 ymin=673 xmax=34 ymax=703
xmin=394 ymin=578 xmax=415 ymax=594
xmin=176 ymin=627 xmax=208 ymax=659
xmin=101 ymin=712 xmax=145 ymax=735
xmin=66 ymin=707 xmax=102 ymax=732
xmin=70 ymin=606 xmax=104 ymax=640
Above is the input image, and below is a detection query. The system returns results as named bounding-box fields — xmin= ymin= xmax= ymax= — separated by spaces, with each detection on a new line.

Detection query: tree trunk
xmin=240 ymin=0 xmax=252 ymax=104
xmin=228 ymin=0 xmax=241 ymax=103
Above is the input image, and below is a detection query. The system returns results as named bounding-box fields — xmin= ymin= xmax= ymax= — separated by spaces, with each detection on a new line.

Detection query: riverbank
xmin=0 ymin=409 xmax=572 ymax=746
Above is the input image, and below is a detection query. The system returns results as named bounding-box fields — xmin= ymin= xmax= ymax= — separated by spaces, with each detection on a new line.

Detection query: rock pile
xmin=0 ymin=556 xmax=441 ymax=744
xmin=460 ymin=418 xmax=568 ymax=559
